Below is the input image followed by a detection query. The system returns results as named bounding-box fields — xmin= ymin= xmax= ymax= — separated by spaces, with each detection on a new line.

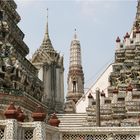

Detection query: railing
xmin=62 ymin=134 xmax=136 ymax=140
xmin=0 ymin=119 xmax=140 ymax=140
xmin=59 ymin=127 xmax=140 ymax=140
xmin=0 ymin=119 xmax=59 ymax=140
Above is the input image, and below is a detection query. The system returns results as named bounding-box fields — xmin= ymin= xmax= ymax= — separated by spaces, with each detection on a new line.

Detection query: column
xmin=33 ymin=122 xmax=46 ymax=140
xmin=5 ymin=119 xmax=18 ymax=140
xmin=100 ymin=91 xmax=105 ymax=105
xmin=43 ymin=65 xmax=51 ymax=99
xmin=60 ymin=69 xmax=64 ymax=104
xmin=96 ymin=89 xmax=100 ymax=127
xmin=56 ymin=68 xmax=60 ymax=102
xmin=112 ymin=91 xmax=118 ymax=103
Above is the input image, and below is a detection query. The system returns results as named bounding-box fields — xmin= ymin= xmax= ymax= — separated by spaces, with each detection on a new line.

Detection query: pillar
xmin=125 ymin=84 xmax=133 ymax=101
xmin=96 ymin=89 xmax=100 ymax=127
xmin=88 ymin=93 xmax=93 ymax=107
xmin=33 ymin=122 xmax=46 ymax=140
xmin=100 ymin=91 xmax=105 ymax=105
xmin=56 ymin=68 xmax=60 ymax=102
xmin=43 ymin=65 xmax=51 ymax=99
xmin=60 ymin=69 xmax=64 ymax=104
xmin=112 ymin=88 xmax=118 ymax=104
xmin=5 ymin=119 xmax=18 ymax=140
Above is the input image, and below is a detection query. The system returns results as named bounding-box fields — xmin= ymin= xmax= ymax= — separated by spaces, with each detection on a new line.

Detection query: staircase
xmin=57 ymin=113 xmax=87 ymax=128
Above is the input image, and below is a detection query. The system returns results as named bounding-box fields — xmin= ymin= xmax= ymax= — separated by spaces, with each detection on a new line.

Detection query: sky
xmin=14 ymin=0 xmax=137 ymax=94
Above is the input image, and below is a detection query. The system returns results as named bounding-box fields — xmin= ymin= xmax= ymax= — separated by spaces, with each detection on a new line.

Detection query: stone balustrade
xmin=59 ymin=126 xmax=140 ymax=140
xmin=0 ymin=119 xmax=59 ymax=140
xmin=0 ymin=117 xmax=140 ymax=140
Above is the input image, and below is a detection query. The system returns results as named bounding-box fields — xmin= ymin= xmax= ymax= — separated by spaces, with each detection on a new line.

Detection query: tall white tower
xmin=65 ymin=30 xmax=84 ymax=113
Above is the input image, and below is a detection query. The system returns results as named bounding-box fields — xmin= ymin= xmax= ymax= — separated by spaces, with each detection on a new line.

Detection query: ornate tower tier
xmin=0 ymin=0 xmax=47 ymax=121
xmin=0 ymin=0 xmax=29 ymax=56
xmin=65 ymin=30 xmax=84 ymax=113
xmin=85 ymin=1 xmax=140 ymax=127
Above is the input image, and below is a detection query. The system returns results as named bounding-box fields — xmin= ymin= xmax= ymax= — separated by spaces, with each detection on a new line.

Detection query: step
xmin=57 ymin=113 xmax=87 ymax=128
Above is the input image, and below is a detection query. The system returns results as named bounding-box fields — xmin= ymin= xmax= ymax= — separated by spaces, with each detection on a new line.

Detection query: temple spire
xmin=41 ymin=8 xmax=54 ymax=50
xmin=66 ymin=30 xmax=84 ymax=106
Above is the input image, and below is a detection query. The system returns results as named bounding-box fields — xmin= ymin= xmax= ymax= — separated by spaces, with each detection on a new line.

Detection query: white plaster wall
xmin=38 ymin=67 xmax=43 ymax=81
xmin=76 ymin=64 xmax=113 ymax=113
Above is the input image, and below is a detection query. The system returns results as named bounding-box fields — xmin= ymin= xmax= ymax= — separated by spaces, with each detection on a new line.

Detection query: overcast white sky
xmin=14 ymin=0 xmax=137 ymax=94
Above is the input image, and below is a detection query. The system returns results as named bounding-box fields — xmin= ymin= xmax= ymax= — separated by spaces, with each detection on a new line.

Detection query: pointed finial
xmin=47 ymin=8 xmax=48 ymax=19
xmin=45 ymin=8 xmax=49 ymax=36
xmin=125 ymin=32 xmax=130 ymax=38
xmin=74 ymin=28 xmax=77 ymax=39
xmin=47 ymin=8 xmax=49 ymax=22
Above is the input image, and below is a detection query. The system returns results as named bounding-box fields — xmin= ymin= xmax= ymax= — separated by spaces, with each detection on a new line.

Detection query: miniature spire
xmin=116 ymin=36 xmax=120 ymax=43
xmin=115 ymin=36 xmax=121 ymax=50
xmin=125 ymin=32 xmax=130 ymax=38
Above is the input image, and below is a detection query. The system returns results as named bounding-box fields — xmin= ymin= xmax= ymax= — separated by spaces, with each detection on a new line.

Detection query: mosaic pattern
xmin=62 ymin=134 xmax=136 ymax=140
xmin=0 ymin=128 xmax=4 ymax=139
xmin=24 ymin=130 xmax=33 ymax=140
xmin=115 ymin=134 xmax=136 ymax=140
xmin=63 ymin=134 xmax=107 ymax=140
